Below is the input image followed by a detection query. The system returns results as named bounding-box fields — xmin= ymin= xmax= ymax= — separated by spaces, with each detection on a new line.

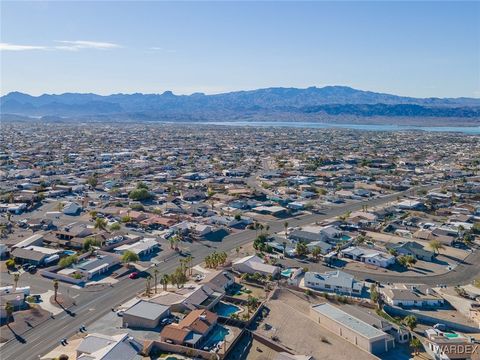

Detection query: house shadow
xmin=138 ymin=249 xmax=161 ymax=262
xmin=409 ymin=266 xmax=434 ymax=274
xmin=330 ymin=259 xmax=347 ymax=268
xmin=440 ymin=253 xmax=467 ymax=264
xmin=431 ymin=257 xmax=449 ymax=266
xmin=203 ymin=229 xmax=230 ymax=242
xmin=386 ymin=263 xmax=408 ymax=273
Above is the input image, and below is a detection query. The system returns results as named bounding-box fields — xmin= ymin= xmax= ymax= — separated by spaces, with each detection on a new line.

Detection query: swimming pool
xmin=63 ymin=250 xmax=77 ymax=256
xmin=281 ymin=268 xmax=294 ymax=277
xmin=214 ymin=301 xmax=241 ymax=317
xmin=341 ymin=235 xmax=351 ymax=241
xmin=202 ymin=324 xmax=229 ymax=350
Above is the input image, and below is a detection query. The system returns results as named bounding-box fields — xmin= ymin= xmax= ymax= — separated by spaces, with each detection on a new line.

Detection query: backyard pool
xmin=63 ymin=250 xmax=77 ymax=256
xmin=341 ymin=235 xmax=351 ymax=241
xmin=214 ymin=301 xmax=241 ymax=317
xmin=202 ymin=324 xmax=230 ymax=350
xmin=281 ymin=268 xmax=294 ymax=277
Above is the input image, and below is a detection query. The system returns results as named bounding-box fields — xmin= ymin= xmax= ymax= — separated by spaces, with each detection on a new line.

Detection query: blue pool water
xmin=202 ymin=325 xmax=229 ymax=349
xmin=63 ymin=250 xmax=77 ymax=256
xmin=281 ymin=268 xmax=294 ymax=277
xmin=214 ymin=302 xmax=240 ymax=317
xmin=341 ymin=235 xmax=351 ymax=241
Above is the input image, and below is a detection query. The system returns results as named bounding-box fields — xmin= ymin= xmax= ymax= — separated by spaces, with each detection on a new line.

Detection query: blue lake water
xmin=201 ymin=121 xmax=480 ymax=134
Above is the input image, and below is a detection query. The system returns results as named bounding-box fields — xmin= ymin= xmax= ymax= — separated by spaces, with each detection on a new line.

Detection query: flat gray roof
xmin=312 ymin=303 xmax=386 ymax=340
xmin=124 ymin=300 xmax=169 ymax=320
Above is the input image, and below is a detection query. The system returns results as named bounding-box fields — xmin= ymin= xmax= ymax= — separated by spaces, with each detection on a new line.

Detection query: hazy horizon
xmin=3 ymin=84 xmax=480 ymax=100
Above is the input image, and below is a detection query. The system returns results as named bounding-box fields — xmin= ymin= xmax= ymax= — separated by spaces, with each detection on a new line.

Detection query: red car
xmin=129 ymin=271 xmax=139 ymax=279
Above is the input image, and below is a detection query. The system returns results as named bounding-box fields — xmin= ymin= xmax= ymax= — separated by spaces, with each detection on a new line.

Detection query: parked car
xmin=161 ymin=317 xmax=173 ymax=325
xmin=433 ymin=323 xmax=447 ymax=331
xmin=129 ymin=271 xmax=139 ymax=279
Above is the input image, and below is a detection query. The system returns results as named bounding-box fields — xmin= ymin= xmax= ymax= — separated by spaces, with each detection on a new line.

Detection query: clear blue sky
xmin=1 ymin=1 xmax=479 ymax=98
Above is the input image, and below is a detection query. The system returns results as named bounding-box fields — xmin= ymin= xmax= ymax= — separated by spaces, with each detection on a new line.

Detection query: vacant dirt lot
xmin=255 ymin=288 xmax=377 ymax=360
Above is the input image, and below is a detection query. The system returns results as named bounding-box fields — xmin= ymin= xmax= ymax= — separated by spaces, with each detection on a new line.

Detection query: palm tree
xmin=173 ymin=267 xmax=188 ymax=288
xmin=53 ymin=279 xmax=59 ymax=302
xmin=145 ymin=275 xmax=152 ymax=297
xmin=186 ymin=255 xmax=194 ymax=276
xmin=284 ymin=221 xmax=289 ymax=237
xmin=355 ymin=235 xmax=366 ymax=246
xmin=428 ymin=240 xmax=444 ymax=255
xmin=94 ymin=217 xmax=108 ymax=232
xmin=153 ymin=269 xmax=159 ymax=294
xmin=282 ymin=241 xmax=287 ymax=256
xmin=161 ymin=274 xmax=169 ymax=291
xmin=311 ymin=247 xmax=321 ymax=260
xmin=179 ymin=258 xmax=188 ymax=275
xmin=410 ymin=337 xmax=422 ymax=355
xmin=170 ymin=233 xmax=180 ymax=251
xmin=13 ymin=273 xmax=19 ymax=290
xmin=370 ymin=284 xmax=380 ymax=308
xmin=121 ymin=250 xmax=139 ymax=267
xmin=246 ymin=295 xmax=259 ymax=316
xmin=403 ymin=315 xmax=417 ymax=331
xmin=5 ymin=302 xmax=14 ymax=325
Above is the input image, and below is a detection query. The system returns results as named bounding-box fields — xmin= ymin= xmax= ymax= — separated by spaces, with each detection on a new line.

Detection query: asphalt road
xmin=0 ymin=179 xmax=467 ymax=360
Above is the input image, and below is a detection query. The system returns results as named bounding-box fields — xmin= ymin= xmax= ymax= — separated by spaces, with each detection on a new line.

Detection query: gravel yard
xmin=255 ymin=289 xmax=377 ymax=360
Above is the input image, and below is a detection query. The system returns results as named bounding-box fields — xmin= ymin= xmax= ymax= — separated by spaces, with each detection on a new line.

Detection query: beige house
xmin=311 ymin=303 xmax=394 ymax=355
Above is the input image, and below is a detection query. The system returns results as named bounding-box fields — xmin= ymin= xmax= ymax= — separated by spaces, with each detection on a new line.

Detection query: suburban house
xmin=304 ymin=270 xmax=364 ymax=296
xmin=170 ymin=221 xmax=213 ymax=237
xmin=114 ymin=238 xmax=159 ymax=258
xmin=381 ymin=285 xmax=445 ymax=308
xmin=348 ymin=211 xmax=378 ymax=227
xmin=233 ymin=255 xmax=280 ymax=277
xmin=149 ymin=284 xmax=222 ymax=312
xmin=62 ymin=201 xmax=82 ymax=216
xmin=289 ymin=225 xmax=343 ymax=244
xmin=57 ymin=253 xmax=120 ymax=280
xmin=76 ymin=333 xmax=142 ymax=360
xmin=311 ymin=303 xmax=395 ymax=355
xmin=11 ymin=246 xmax=60 ymax=266
xmin=12 ymin=233 xmax=45 ymax=249
xmin=122 ymin=300 xmax=170 ymax=329
xmin=397 ymin=200 xmax=426 ymax=211
xmin=341 ymin=304 xmax=410 ymax=344
xmin=425 ymin=328 xmax=477 ymax=360
xmin=199 ymin=270 xmax=235 ymax=293
xmin=387 ymin=241 xmax=435 ymax=261
xmin=139 ymin=216 xmax=177 ymax=229
xmin=306 ymin=240 xmax=334 ymax=255
xmin=253 ymin=205 xmax=288 ymax=217
xmin=340 ymin=246 xmax=395 ymax=268
xmin=160 ymin=309 xmax=218 ymax=348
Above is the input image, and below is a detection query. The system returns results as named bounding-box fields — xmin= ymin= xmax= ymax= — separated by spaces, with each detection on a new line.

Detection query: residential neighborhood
xmin=1 ymin=123 xmax=480 ymax=360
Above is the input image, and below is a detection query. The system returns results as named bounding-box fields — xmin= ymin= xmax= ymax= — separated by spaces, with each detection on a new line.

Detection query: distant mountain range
xmin=1 ymin=86 xmax=480 ymax=124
